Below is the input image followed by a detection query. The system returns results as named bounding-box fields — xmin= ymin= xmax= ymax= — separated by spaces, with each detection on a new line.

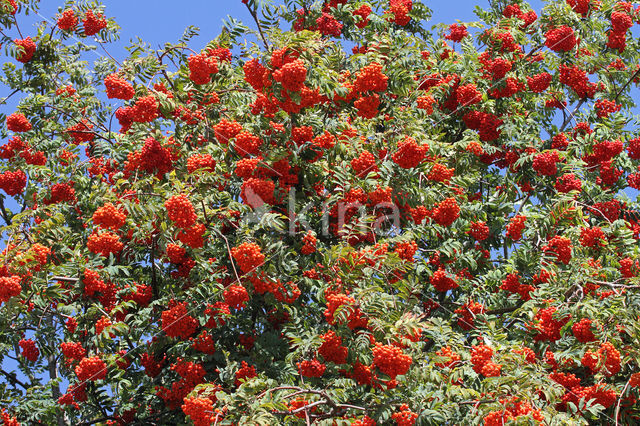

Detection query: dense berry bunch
xmin=19 ymin=339 xmax=39 ymax=362
xmin=354 ymin=63 xmax=388 ymax=93
xmin=164 ymin=194 xmax=197 ymax=228
xmin=297 ymin=358 xmax=326 ymax=377
xmin=556 ymin=173 xmax=582 ymax=193
xmin=559 ymin=64 xmax=598 ymax=98
xmin=14 ymin=37 xmax=36 ymax=63
xmin=354 ymin=94 xmax=380 ymax=119
xmin=532 ymin=150 xmax=560 ymax=176
xmin=75 ymin=356 xmax=107 ymax=382
xmin=223 ymin=284 xmax=249 ymax=310
xmin=86 ymin=231 xmax=123 ymax=257
xmin=456 ymin=84 xmax=481 ymax=106
xmin=543 ymin=235 xmax=572 ymax=264
xmin=161 ymin=301 xmax=198 ymax=339
xmin=273 ymin=59 xmax=307 ymax=92
xmin=104 ymin=73 xmax=134 ymax=100
xmin=0 ymin=276 xmax=21 ymax=306
xmin=82 ymin=10 xmax=107 ymax=36
xmin=532 ymin=307 xmax=570 ymax=342
xmin=318 ymin=330 xmax=348 ymax=364
xmin=391 ymin=404 xmax=418 ymax=426
xmin=6 ymin=113 xmax=31 ymax=132
xmin=579 ymin=226 xmax=605 ymax=247
xmin=445 ymin=23 xmax=468 ymax=42
xmin=500 ymin=272 xmax=534 ymax=300
xmin=471 ymin=344 xmax=501 ymax=377
xmin=0 ymin=170 xmax=27 ymax=196
xmin=182 ymin=397 xmax=213 ymax=426
xmin=60 ymin=342 xmax=86 ymax=361
xmin=240 ymin=177 xmax=276 ymax=207
xmin=455 ymin=301 xmax=484 ymax=330
xmin=392 ymin=137 xmax=428 ymax=169
xmin=57 ymin=9 xmax=77 ymax=30
xmin=468 ymin=221 xmax=489 ymax=241
xmin=571 ymin=318 xmax=596 ymax=342
xmin=372 ymin=343 xmax=412 ymax=379
xmin=594 ymin=99 xmax=621 ymax=118
xmin=430 ymin=268 xmax=458 ymax=291
xmin=544 ymin=25 xmax=576 ymax=51
xmin=231 ymin=242 xmax=265 ymax=273
xmin=188 ymin=53 xmax=218 ymax=85
xmin=92 ymin=203 xmax=126 ymax=230
xmin=301 ymin=231 xmax=317 ymax=255
xmin=431 ymin=197 xmax=460 ymax=227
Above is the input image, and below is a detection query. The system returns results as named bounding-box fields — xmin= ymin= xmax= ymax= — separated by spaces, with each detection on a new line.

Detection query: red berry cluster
xmin=354 ymin=63 xmax=388 ymax=93
xmin=234 ymin=361 xmax=257 ymax=386
xmin=471 ymin=344 xmax=502 ymax=377
xmin=468 ymin=221 xmax=489 ymax=241
xmin=273 ymin=59 xmax=307 ymax=92
xmin=556 ymin=173 xmax=582 ymax=193
xmin=19 ymin=339 xmax=39 ymax=362
xmin=532 ymin=306 xmax=570 ymax=342
xmin=542 ymin=235 xmax=572 ymax=264
xmin=581 ymin=342 xmax=621 ymax=376
xmin=233 ymin=131 xmax=262 ymax=157
xmin=223 ymin=284 xmax=249 ymax=310
xmin=462 ymin=110 xmax=503 ymax=141
xmin=301 ymin=231 xmax=317 ymax=255
xmin=182 ymin=397 xmax=214 ymax=426
xmin=607 ymin=10 xmax=634 ymax=52
xmin=455 ymin=84 xmax=481 ymax=106
xmin=544 ymin=25 xmax=576 ymax=52
xmin=14 ymin=37 xmax=36 ymax=63
xmin=445 ymin=23 xmax=468 ymax=42
xmin=427 ymin=163 xmax=454 ymax=184
xmin=351 ymin=150 xmax=378 ymax=178
xmin=240 ymin=177 xmax=275 ymax=208
xmin=316 ymin=12 xmax=343 ymax=37
xmin=430 ymin=268 xmax=458 ymax=292
xmin=188 ymin=52 xmax=219 ymax=85
xmin=559 ymin=64 xmax=598 ymax=99
xmin=571 ymin=318 xmax=596 ymax=343
xmin=104 ymin=73 xmax=135 ymax=100
xmin=83 ymin=10 xmax=107 ymax=36
xmin=594 ymin=99 xmax=621 ymax=118
xmin=75 ymin=356 xmax=107 ymax=382
xmin=391 ymin=404 xmax=418 ymax=426
xmin=395 ymin=240 xmax=417 ymax=261
xmin=579 ymin=226 xmax=605 ymax=247
xmin=191 ymin=330 xmax=216 ymax=354
xmin=164 ymin=194 xmax=197 ymax=229
xmin=532 ymin=150 xmax=560 ymax=176
xmin=161 ymin=301 xmax=198 ymax=339
xmin=187 ymin=153 xmax=216 ymax=174
xmin=372 ymin=343 xmax=412 ymax=379
xmin=297 ymin=358 xmax=326 ymax=377
xmin=431 ymin=197 xmax=460 ymax=227
xmin=434 ymin=346 xmax=461 ymax=368
xmin=60 ymin=342 xmax=86 ymax=362
xmin=231 ymin=242 xmax=265 ymax=274
xmin=92 ymin=202 xmax=126 ymax=230
xmin=527 ymin=72 xmax=552 ymax=93
xmin=353 ymin=4 xmax=372 ymax=28
xmin=455 ymin=301 xmax=484 ymax=330
xmin=318 ymin=330 xmax=348 ymax=364
xmin=386 ymin=0 xmax=412 ymax=26
xmin=348 ymin=93 xmax=377 ymax=119
xmin=57 ymin=9 xmax=78 ymax=30
xmin=86 ymin=231 xmax=123 ymax=257
xmin=392 ymin=137 xmax=429 ymax=169
xmin=0 ymin=170 xmax=27 ymax=196
xmin=506 ymin=215 xmax=526 ymax=240
xmin=500 ymin=272 xmax=534 ymax=300
xmin=6 ymin=113 xmax=32 ymax=132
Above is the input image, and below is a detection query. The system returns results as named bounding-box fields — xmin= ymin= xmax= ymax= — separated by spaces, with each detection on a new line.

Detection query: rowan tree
xmin=1 ymin=0 xmax=640 ymax=425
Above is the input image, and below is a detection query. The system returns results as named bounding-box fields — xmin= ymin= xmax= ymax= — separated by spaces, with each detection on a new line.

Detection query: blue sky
xmin=20 ymin=0 xmax=546 ymax=60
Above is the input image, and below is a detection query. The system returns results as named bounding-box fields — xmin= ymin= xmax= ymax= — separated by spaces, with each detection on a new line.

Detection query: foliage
xmin=0 ymin=0 xmax=640 ymax=424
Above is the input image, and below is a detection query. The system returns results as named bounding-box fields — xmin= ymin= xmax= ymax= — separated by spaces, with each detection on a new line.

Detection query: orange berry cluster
xmin=92 ymin=202 xmax=126 ymax=230
xmin=297 ymin=358 xmax=326 ymax=377
xmin=86 ymin=231 xmax=123 ymax=257
xmin=165 ymin=194 xmax=197 ymax=229
xmin=223 ymin=284 xmax=249 ymax=310
xmin=372 ymin=343 xmax=412 ymax=379
xmin=471 ymin=344 xmax=502 ymax=377
xmin=6 ymin=113 xmax=31 ymax=132
xmin=104 ymin=73 xmax=135 ymax=100
xmin=231 ymin=242 xmax=265 ymax=274
xmin=161 ymin=301 xmax=198 ymax=339
xmin=19 ymin=339 xmax=39 ymax=362
xmin=392 ymin=137 xmax=428 ymax=169
xmin=75 ymin=356 xmax=107 ymax=382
